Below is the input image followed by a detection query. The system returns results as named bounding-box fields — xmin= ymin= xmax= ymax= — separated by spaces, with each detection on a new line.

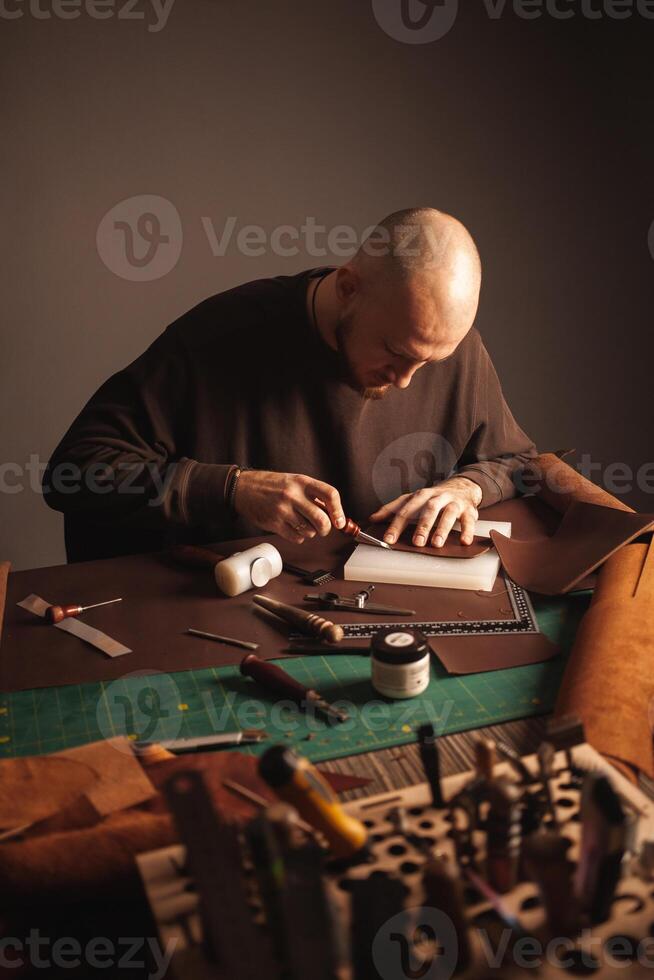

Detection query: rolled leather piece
xmin=554 ymin=538 xmax=654 ymax=780
xmin=520 ymin=452 xmax=634 ymax=515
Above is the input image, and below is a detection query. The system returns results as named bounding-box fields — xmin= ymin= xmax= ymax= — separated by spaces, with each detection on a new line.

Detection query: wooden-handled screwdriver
xmin=45 ymin=598 xmax=122 ymax=624
xmin=314 ymin=499 xmax=391 ymax=549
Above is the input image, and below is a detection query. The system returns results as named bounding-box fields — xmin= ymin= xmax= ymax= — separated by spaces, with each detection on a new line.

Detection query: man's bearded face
xmin=333 ymin=309 xmax=393 ymax=400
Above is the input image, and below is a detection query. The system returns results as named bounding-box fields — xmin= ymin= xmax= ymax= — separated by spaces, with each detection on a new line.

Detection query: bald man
xmin=44 ymin=207 xmax=536 ymax=561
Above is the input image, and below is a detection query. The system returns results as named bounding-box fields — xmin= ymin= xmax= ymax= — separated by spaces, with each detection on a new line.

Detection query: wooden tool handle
xmin=240 ymin=654 xmax=309 ymax=701
xmin=314 ymin=499 xmax=360 ymax=538
xmin=170 ymin=545 xmax=223 ymax=569
xmin=45 ymin=604 xmax=81 ymax=624
xmin=252 ymin=594 xmax=344 ymax=644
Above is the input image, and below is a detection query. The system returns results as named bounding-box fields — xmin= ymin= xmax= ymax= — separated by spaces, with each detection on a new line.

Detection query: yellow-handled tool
xmin=258 ymin=745 xmax=369 ymax=860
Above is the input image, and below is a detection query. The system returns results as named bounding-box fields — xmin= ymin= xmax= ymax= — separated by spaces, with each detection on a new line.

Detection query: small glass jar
xmin=371 ymin=628 xmax=431 ymax=699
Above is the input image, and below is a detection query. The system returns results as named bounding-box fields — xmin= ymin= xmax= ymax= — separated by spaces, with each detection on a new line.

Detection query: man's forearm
xmin=456 ymin=448 xmax=538 ymax=507
xmin=42 ymin=448 xmax=236 ymax=530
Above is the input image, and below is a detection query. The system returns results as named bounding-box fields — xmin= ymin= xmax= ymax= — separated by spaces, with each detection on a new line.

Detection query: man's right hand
xmin=232 ymin=470 xmax=346 ymax=544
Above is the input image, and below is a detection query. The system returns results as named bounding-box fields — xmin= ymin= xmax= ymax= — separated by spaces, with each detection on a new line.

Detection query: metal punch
xmin=303 ymin=584 xmax=415 ymax=617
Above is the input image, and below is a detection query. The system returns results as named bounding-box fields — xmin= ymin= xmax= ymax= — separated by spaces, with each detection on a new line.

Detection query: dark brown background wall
xmin=1 ymin=0 xmax=653 ymax=570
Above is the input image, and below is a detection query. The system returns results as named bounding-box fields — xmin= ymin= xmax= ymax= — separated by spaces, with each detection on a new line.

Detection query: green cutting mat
xmin=0 ymin=594 xmax=590 ymax=765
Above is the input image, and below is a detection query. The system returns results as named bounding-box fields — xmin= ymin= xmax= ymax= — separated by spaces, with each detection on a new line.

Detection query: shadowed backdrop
xmin=1 ymin=0 xmax=653 ymax=569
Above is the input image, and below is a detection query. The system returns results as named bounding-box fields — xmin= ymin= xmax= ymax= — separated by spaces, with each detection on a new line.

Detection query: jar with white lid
xmin=370 ymin=627 xmax=431 ymax=699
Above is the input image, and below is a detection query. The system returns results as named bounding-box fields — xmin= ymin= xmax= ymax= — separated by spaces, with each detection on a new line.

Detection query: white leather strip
xmin=17 ymin=593 xmax=132 ymax=659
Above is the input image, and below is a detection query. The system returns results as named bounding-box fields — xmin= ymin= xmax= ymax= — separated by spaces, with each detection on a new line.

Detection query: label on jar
xmin=371 ymin=653 xmax=430 ymax=700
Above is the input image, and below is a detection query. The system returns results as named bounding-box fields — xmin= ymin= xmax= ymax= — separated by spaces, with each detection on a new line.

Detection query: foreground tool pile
xmin=140 ymin=722 xmax=654 ymax=980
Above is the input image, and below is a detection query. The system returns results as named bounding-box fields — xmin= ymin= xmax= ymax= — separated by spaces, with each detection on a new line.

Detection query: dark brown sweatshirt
xmin=44 ymin=268 xmax=537 ymax=561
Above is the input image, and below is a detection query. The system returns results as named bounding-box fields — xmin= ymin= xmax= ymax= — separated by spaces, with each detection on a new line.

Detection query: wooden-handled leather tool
xmin=45 ymin=597 xmax=122 ymax=624
xmin=241 ymin=654 xmax=349 ymax=723
xmin=252 ymin=594 xmax=344 ymax=644
xmin=314 ymin=500 xmax=391 ymax=550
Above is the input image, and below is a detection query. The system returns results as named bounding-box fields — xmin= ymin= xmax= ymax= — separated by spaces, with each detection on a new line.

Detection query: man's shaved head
xmin=354 ymin=206 xmax=482 ymax=334
xmin=329 ymin=207 xmax=482 ymax=399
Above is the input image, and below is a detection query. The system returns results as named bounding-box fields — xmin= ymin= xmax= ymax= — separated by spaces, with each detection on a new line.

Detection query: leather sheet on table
xmin=363 ymin=525 xmax=490 ymax=559
xmin=555 ymin=538 xmax=654 ymax=780
xmin=490 ymin=501 xmax=654 ymax=595
xmin=2 ymin=497 xmax=562 ymax=691
xmin=431 ymin=631 xmax=560 ymax=676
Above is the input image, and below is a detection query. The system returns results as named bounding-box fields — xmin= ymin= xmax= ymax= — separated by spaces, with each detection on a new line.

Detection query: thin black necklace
xmin=311 ymin=270 xmax=331 ymax=335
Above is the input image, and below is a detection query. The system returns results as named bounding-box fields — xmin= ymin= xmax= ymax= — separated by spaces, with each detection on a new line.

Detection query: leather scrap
xmin=0 ymin=755 xmax=98 ymax=830
xmin=490 ymin=501 xmax=654 ymax=595
xmin=0 ymin=738 xmax=156 ymax=833
xmin=60 ymin=737 xmax=157 ymax=816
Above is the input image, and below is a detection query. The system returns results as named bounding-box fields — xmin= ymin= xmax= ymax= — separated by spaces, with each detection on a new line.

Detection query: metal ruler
xmin=290 ymin=576 xmax=538 ymax=641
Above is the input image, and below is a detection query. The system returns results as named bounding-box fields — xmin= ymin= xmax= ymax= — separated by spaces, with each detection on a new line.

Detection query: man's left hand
xmin=369 ymin=477 xmax=483 ymax=548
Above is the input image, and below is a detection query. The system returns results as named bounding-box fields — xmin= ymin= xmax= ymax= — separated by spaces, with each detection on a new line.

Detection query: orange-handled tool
xmin=45 ymin=597 xmax=123 ymax=624
xmin=314 ymin=500 xmax=391 ymax=550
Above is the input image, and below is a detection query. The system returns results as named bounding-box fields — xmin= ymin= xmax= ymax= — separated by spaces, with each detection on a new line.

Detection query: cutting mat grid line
xmin=0 ymin=595 xmax=589 ymax=763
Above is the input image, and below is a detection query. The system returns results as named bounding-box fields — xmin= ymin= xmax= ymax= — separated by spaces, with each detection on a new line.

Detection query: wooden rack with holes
xmin=137 ymin=744 xmax=654 ymax=979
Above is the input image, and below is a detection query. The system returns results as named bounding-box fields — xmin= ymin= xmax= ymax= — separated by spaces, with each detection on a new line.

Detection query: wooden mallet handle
xmin=170 ymin=545 xmax=223 ymax=569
